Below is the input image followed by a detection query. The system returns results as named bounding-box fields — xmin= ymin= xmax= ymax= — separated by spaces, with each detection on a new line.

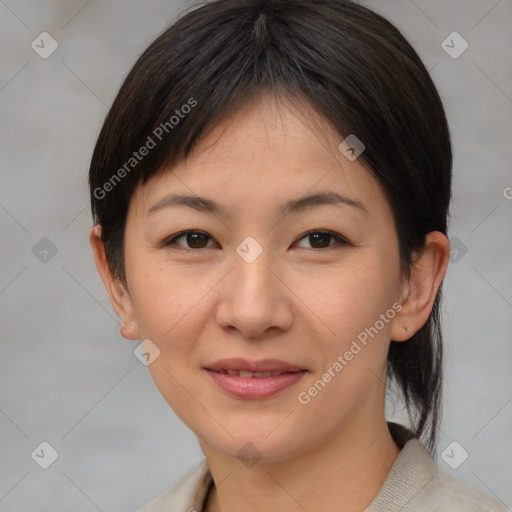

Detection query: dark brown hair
xmin=88 ymin=0 xmax=452 ymax=455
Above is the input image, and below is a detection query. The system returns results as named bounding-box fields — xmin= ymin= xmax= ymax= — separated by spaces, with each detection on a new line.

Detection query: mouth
xmin=203 ymin=358 xmax=308 ymax=399
xmin=204 ymin=357 xmax=306 ymax=373
xmin=206 ymin=369 xmax=304 ymax=378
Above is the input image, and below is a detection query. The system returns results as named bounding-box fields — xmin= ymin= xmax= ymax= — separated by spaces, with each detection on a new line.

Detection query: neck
xmin=202 ymin=417 xmax=401 ymax=512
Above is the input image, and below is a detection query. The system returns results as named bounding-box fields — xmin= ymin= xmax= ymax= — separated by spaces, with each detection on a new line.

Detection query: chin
xmin=200 ymin=422 xmax=311 ymax=465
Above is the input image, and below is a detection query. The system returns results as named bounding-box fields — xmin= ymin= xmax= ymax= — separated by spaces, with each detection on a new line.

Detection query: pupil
xmin=310 ymin=233 xmax=330 ymax=248
xmin=188 ymin=233 xmax=207 ymax=248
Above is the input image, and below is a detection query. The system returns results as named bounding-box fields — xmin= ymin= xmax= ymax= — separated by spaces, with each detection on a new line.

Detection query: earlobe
xmin=391 ymin=231 xmax=450 ymax=342
xmin=89 ymin=225 xmax=140 ymax=340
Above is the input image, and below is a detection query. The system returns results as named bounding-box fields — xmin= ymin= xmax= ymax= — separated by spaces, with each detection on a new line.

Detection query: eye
xmin=163 ymin=230 xmax=216 ymax=250
xmin=162 ymin=229 xmax=349 ymax=251
xmin=294 ymin=230 xmax=349 ymax=250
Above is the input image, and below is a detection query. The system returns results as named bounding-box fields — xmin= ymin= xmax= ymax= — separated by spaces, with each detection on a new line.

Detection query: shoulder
xmin=422 ymin=468 xmax=509 ymax=512
xmin=366 ymin=438 xmax=508 ymax=512
xmin=133 ymin=459 xmax=211 ymax=512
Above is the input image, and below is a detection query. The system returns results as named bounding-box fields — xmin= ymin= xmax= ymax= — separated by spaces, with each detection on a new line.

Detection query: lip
xmin=203 ymin=358 xmax=308 ymax=399
xmin=205 ymin=358 xmax=305 ymax=373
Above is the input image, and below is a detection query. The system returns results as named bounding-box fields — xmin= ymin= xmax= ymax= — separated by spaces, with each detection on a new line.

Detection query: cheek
xmin=308 ymin=260 xmax=397 ymax=346
xmin=127 ymin=264 xmax=214 ymax=422
xmin=294 ymin=264 xmax=397 ymax=420
xmin=130 ymin=265 xmax=211 ymax=348
xmin=123 ymin=228 xmax=208 ymax=338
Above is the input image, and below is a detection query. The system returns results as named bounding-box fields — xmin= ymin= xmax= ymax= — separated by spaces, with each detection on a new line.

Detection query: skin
xmin=90 ymin=94 xmax=450 ymax=512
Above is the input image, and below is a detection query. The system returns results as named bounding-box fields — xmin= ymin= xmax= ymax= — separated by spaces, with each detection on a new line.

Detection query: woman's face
xmin=120 ymin=96 xmax=408 ymax=462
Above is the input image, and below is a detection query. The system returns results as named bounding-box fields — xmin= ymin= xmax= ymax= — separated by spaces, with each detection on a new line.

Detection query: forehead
xmin=187 ymin=94 xmax=343 ymax=166
xmin=130 ymin=95 xmax=390 ymax=222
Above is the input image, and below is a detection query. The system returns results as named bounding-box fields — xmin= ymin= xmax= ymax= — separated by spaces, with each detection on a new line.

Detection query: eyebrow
xmin=146 ymin=191 xmax=369 ymax=218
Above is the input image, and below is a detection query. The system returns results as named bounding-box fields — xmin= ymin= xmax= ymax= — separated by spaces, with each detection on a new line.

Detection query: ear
xmin=390 ymin=231 xmax=450 ymax=342
xmin=89 ymin=224 xmax=140 ymax=340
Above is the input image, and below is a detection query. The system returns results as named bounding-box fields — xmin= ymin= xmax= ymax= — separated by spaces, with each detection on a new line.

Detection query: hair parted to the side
xmin=88 ymin=0 xmax=452 ymax=456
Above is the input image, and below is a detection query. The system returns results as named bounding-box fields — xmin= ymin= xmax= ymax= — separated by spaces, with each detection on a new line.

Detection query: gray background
xmin=1 ymin=0 xmax=511 ymax=510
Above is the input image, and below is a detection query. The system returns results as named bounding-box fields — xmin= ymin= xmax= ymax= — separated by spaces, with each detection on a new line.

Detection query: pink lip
xmin=203 ymin=358 xmax=308 ymax=399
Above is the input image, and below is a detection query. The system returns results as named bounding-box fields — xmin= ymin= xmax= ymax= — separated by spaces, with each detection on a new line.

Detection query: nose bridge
xmin=232 ymin=235 xmax=276 ymax=301
xmin=215 ymin=234 xmax=291 ymax=337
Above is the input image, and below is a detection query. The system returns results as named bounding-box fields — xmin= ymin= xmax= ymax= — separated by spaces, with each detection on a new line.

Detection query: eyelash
xmin=162 ymin=229 xmax=349 ymax=251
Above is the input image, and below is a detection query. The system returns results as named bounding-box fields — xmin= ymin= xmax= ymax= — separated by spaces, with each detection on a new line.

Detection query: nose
xmin=214 ymin=242 xmax=294 ymax=339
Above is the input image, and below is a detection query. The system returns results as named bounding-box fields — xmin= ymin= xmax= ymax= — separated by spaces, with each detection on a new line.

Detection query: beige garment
xmin=135 ymin=423 xmax=508 ymax=512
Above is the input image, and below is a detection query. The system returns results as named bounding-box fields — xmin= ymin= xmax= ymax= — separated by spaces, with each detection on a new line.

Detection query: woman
xmin=88 ymin=0 xmax=507 ymax=510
